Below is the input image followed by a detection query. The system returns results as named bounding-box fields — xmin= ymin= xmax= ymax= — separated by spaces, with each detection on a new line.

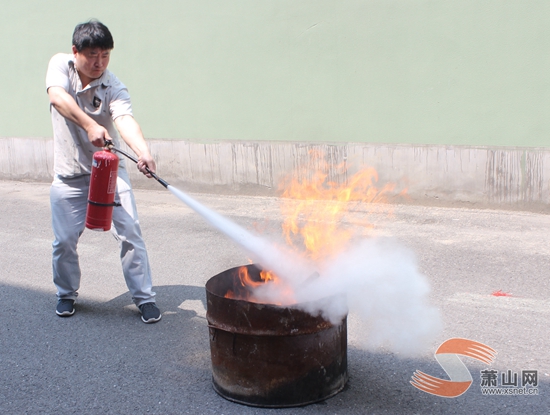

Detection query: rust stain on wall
xmin=485 ymin=149 xmax=545 ymax=204
xmin=522 ymin=151 xmax=544 ymax=203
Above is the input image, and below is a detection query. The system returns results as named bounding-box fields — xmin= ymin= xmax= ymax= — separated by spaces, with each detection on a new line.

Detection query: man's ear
xmin=71 ymin=45 xmax=78 ymax=55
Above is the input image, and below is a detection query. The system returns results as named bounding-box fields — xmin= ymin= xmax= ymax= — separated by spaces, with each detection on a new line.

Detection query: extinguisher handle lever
xmin=104 ymin=139 xmax=114 ymax=150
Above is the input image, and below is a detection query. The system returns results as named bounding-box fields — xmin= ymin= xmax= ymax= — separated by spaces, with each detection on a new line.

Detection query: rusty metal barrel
xmin=205 ymin=264 xmax=348 ymax=408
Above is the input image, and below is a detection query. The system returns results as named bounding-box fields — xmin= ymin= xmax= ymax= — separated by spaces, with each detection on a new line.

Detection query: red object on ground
xmin=86 ymin=150 xmax=119 ymax=231
xmin=491 ymin=290 xmax=512 ymax=297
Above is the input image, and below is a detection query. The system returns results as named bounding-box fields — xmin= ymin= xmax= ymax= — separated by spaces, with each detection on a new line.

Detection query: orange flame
xmin=236 ymin=267 xmax=275 ymax=288
xmin=224 ymin=266 xmax=294 ymax=304
xmin=225 ymin=153 xmax=403 ymax=303
xmin=279 ymin=163 xmax=398 ymax=261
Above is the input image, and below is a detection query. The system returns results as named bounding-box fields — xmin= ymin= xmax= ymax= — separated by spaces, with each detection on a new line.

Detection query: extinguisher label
xmin=107 ymin=171 xmax=117 ymax=194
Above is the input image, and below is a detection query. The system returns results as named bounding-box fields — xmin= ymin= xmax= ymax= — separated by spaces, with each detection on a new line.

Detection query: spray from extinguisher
xmin=85 ymin=141 xmax=169 ymax=231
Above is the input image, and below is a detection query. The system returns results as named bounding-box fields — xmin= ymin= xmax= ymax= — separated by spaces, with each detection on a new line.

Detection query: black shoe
xmin=56 ymin=299 xmax=75 ymax=317
xmin=139 ymin=302 xmax=161 ymax=323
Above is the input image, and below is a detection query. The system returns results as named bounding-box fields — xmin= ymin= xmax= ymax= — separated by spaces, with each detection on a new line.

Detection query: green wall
xmin=2 ymin=0 xmax=549 ymax=146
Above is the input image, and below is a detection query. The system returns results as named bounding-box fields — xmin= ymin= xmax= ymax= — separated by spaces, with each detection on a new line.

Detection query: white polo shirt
xmin=46 ymin=53 xmax=131 ymax=177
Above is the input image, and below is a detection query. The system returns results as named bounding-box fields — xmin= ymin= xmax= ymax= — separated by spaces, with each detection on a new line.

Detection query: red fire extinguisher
xmin=86 ymin=149 xmax=121 ymax=231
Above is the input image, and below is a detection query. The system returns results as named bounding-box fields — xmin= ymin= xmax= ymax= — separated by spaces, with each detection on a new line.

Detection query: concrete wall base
xmin=2 ymin=137 xmax=549 ymax=212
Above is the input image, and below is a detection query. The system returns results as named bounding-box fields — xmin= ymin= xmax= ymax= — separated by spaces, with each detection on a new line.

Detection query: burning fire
xmin=239 ymin=267 xmax=275 ymax=288
xmin=280 ymin=165 xmax=397 ymax=261
xmin=224 ymin=153 xmax=403 ymax=303
xmin=224 ymin=266 xmax=296 ymax=305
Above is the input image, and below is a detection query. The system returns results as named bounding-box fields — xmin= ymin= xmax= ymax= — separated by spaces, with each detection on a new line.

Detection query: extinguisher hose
xmin=104 ymin=140 xmax=170 ymax=188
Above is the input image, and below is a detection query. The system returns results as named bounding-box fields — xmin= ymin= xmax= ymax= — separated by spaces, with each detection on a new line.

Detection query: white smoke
xmin=167 ymin=185 xmax=441 ymax=357
xmin=251 ymin=237 xmax=442 ymax=357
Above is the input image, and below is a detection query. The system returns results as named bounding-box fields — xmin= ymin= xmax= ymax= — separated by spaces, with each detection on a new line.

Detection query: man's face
xmin=72 ymin=46 xmax=111 ymax=82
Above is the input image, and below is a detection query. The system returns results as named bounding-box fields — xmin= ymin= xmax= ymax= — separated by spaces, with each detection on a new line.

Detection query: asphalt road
xmin=1 ymin=180 xmax=548 ymax=414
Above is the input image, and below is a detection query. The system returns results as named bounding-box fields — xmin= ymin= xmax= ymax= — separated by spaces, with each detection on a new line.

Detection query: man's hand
xmin=86 ymin=123 xmax=113 ymax=147
xmin=137 ymin=152 xmax=156 ymax=178
xmin=48 ymin=86 xmax=109 ymax=147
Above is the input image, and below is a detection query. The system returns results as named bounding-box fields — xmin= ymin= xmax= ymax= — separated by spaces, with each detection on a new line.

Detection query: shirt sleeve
xmin=46 ymin=53 xmax=71 ymax=92
xmin=108 ymin=73 xmax=133 ymax=120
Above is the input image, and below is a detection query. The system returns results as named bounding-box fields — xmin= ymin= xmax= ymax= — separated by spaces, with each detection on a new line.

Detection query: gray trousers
xmin=50 ymin=168 xmax=155 ymax=306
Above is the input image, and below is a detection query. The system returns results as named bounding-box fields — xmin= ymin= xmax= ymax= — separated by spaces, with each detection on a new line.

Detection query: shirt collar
xmin=89 ymin=70 xmax=112 ymax=88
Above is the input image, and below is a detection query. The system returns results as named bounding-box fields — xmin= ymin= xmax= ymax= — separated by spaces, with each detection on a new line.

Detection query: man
xmin=46 ymin=20 xmax=161 ymax=323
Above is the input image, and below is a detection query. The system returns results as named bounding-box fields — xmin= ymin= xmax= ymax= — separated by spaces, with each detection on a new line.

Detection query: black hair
xmin=72 ymin=20 xmax=114 ymax=51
